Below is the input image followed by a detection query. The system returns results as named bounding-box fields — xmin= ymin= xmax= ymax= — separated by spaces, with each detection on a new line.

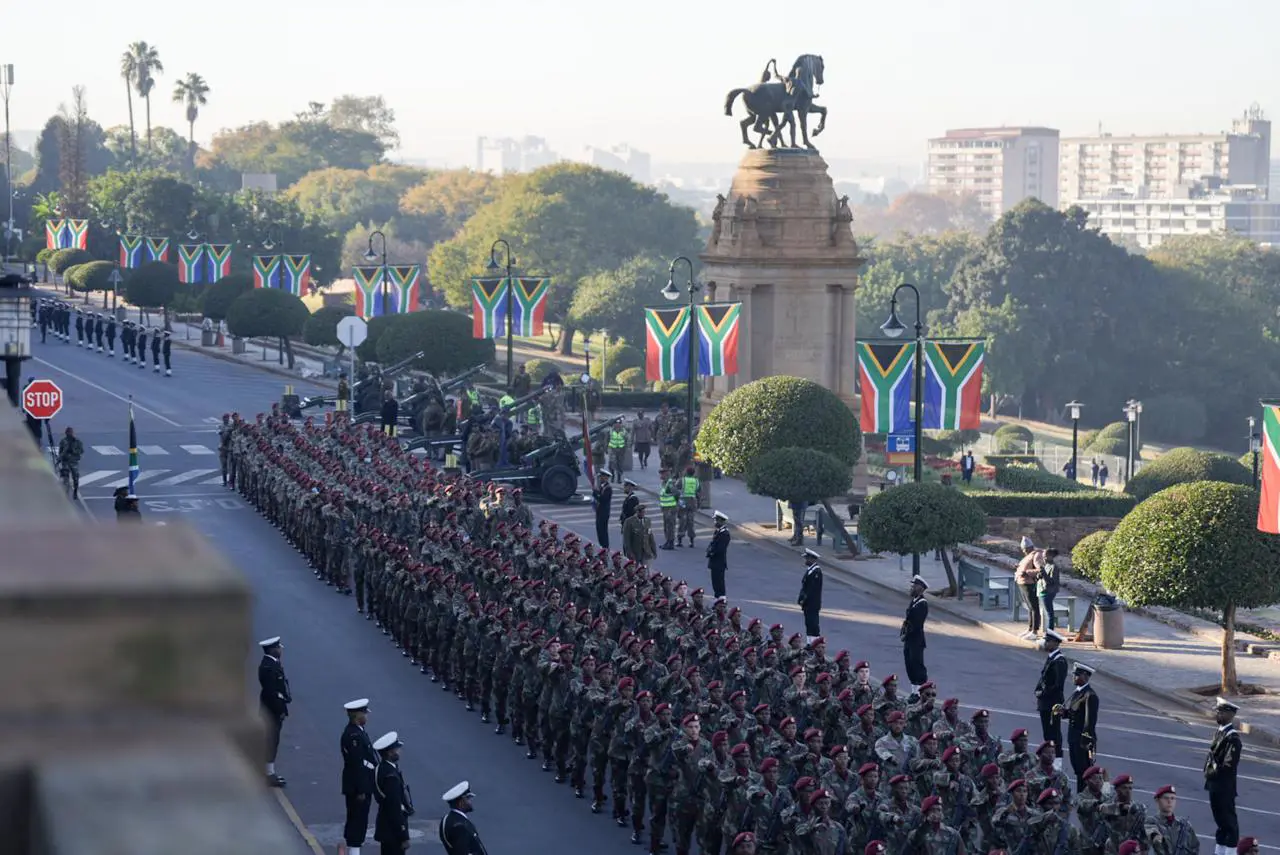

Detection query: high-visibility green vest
xmin=681 ymin=476 xmax=699 ymax=497
xmin=659 ymin=484 xmax=678 ymax=508
xmin=466 ymin=389 xmax=481 ymax=406
xmin=527 ymin=404 xmax=542 ymax=425
xmin=608 ymin=429 xmax=626 ymax=449
xmin=499 ymin=394 xmax=515 ymax=409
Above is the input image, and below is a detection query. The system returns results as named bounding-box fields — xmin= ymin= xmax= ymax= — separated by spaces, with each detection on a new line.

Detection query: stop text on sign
xmin=21 ymin=380 xmax=64 ymax=420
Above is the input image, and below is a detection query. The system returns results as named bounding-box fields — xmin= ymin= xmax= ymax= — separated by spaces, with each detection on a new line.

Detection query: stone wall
xmin=0 ymin=411 xmax=300 ymax=853
xmin=984 ymin=516 xmax=1122 ymax=553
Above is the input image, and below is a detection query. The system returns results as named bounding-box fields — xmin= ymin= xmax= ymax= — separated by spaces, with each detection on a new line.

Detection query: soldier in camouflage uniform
xmin=992 ymin=779 xmax=1041 ymax=855
xmin=667 ymin=713 xmax=714 ymax=855
xmin=1028 ymin=789 xmax=1083 ymax=855
xmin=908 ymin=794 xmax=966 ymax=855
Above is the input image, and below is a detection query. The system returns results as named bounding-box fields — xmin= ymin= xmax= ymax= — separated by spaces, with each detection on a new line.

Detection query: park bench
xmin=1012 ymin=590 xmax=1082 ymax=633
xmin=957 ymin=556 xmax=1015 ymax=610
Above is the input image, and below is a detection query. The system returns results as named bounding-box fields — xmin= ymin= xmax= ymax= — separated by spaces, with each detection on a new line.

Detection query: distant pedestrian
xmin=1205 ymin=698 xmax=1243 ymax=855
xmin=1062 ymin=459 xmax=1076 ymax=481
xmin=633 ymin=411 xmax=654 ymax=470
xmin=787 ymin=500 xmax=808 ymax=546
xmin=440 ymin=780 xmax=487 ymax=855
xmin=1098 ymin=461 xmax=1109 ymax=488
xmin=257 ymin=636 xmax=290 ymax=788
xmin=901 ymin=575 xmax=930 ymax=692
xmin=798 ymin=548 xmax=823 ymax=642
xmin=961 ymin=451 xmax=975 ymax=485
xmin=707 ymin=511 xmax=730 ymax=598
xmin=1090 ymin=459 xmax=1099 ymax=487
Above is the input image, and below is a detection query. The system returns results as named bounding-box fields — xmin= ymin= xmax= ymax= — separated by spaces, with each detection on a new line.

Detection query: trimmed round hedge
xmin=1070 ymin=529 xmax=1111 ymax=584
xmin=48 ymin=248 xmax=92 ymax=275
xmin=698 ymin=376 xmax=861 ymax=476
xmin=994 ymin=423 xmax=1034 ymax=453
xmin=616 ymin=367 xmax=646 ymax=391
xmin=861 ymin=482 xmax=986 ymax=556
xmin=522 ymin=358 xmax=557 ymax=382
xmin=374 ymin=310 xmax=496 ymax=375
xmin=745 ymin=447 xmax=852 ymax=504
xmin=1124 ymin=447 xmax=1251 ymax=502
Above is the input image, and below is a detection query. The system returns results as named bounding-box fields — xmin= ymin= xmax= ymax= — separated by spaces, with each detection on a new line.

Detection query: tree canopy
xmin=372 ymin=310 xmax=495 ymax=374
xmin=303 ymin=305 xmax=354 ymax=350
xmin=124 ymin=261 xmax=179 ymax=308
xmin=569 ymin=253 xmax=670 ymax=347
xmin=859 ymin=482 xmax=986 ymax=593
xmin=1124 ymin=447 xmax=1252 ymax=501
xmin=225 ymin=288 xmax=311 ymax=368
xmin=200 ymin=272 xmax=253 ymax=321
xmin=746 ymin=447 xmax=853 ymax=503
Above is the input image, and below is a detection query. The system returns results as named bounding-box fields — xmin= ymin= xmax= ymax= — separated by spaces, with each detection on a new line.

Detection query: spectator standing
xmin=1038 ymin=549 xmax=1062 ymax=632
xmin=1098 ymin=461 xmax=1109 ymax=488
xmin=1090 ymin=459 xmax=1100 ymax=487
xmin=960 ymin=451 xmax=975 ymax=485
xmin=1015 ymin=536 xmax=1043 ymax=639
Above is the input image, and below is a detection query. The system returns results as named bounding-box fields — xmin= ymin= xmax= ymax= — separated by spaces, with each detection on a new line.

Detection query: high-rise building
xmin=926 ymin=127 xmax=1060 ymax=217
xmin=1070 ymin=191 xmax=1280 ymax=250
xmin=581 ymin=144 xmax=651 ymax=184
xmin=475 ymin=136 xmax=561 ymax=175
xmin=1060 ymin=107 xmax=1271 ymax=201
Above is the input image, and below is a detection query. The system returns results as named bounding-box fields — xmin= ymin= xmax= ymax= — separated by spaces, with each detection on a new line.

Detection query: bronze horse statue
xmin=724 ymin=54 xmax=827 ymax=150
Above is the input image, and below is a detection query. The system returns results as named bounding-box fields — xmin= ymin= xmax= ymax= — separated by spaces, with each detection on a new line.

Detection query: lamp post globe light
xmin=0 ymin=272 xmax=34 ymax=407
xmin=1066 ymin=401 xmax=1083 ymax=483
xmin=881 ymin=282 xmax=925 ymax=575
xmin=486 ymin=239 xmax=516 ymax=389
xmin=364 ymin=229 xmax=389 ymax=319
xmin=664 ymin=256 xmax=699 ymax=460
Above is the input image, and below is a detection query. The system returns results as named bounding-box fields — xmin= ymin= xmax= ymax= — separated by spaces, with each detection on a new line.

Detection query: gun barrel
xmin=499 ymin=387 xmax=549 ymax=414
xmin=438 ymin=364 xmax=487 ymax=393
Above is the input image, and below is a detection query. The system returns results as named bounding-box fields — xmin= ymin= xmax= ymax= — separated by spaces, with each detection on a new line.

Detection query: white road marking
xmin=1102 ymin=751 xmax=1280 ymax=785
xmin=181 ymin=444 xmax=215 ymax=455
xmin=138 ymin=445 xmax=168 ymax=455
xmin=1135 ymin=788 xmax=1280 ymax=818
xmin=78 ymin=470 xmax=121 ymax=486
xmin=32 ymin=357 xmax=182 ymax=426
xmin=92 ymin=445 xmax=125 ymax=455
xmin=199 ymin=475 xmax=226 ymax=485
xmin=103 ymin=470 xmax=169 ymax=489
xmin=153 ymin=469 xmax=220 ymax=487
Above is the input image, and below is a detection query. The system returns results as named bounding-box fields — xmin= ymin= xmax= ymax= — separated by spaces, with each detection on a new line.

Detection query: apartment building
xmin=475 ymin=136 xmax=561 ymax=175
xmin=926 ymin=127 xmax=1060 ymax=217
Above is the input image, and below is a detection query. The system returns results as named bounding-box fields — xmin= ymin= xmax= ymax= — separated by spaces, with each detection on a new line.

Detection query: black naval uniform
xmin=94 ymin=315 xmax=104 ymax=350
xmin=1064 ymin=678 xmax=1099 ymax=789
xmin=136 ymin=327 xmax=148 ymax=367
xmin=150 ymin=330 xmax=161 ymax=371
xmin=374 ymin=757 xmax=413 ymax=851
xmin=441 ymin=807 xmax=489 ymax=855
xmin=1204 ymin=719 xmax=1243 ymax=848
xmin=799 ymin=558 xmax=823 ymax=637
xmin=162 ymin=332 xmax=172 ymax=375
xmin=593 ymin=479 xmax=613 ymax=549
xmin=105 ymin=316 xmax=116 ymax=355
xmin=258 ymin=650 xmax=291 ymax=784
xmin=901 ymin=590 xmax=930 ymax=686
xmin=74 ymin=311 xmax=84 ymax=345
xmin=619 ymin=490 xmax=640 ymax=528
xmin=122 ymin=322 xmax=134 ymax=361
xmin=706 ymin=523 xmax=730 ymax=599
xmin=341 ymin=722 xmax=379 ymax=850
xmin=1035 ymin=648 xmax=1068 ymax=757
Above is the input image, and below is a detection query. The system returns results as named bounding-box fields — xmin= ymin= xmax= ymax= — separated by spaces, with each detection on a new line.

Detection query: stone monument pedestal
xmin=699 ymin=149 xmax=864 ymax=407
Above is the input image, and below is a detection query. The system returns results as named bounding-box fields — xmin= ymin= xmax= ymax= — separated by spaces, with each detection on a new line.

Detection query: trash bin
xmin=231 ymin=337 xmax=247 ymax=355
xmin=201 ymin=329 xmax=216 ymax=347
xmin=1093 ymin=594 xmax=1125 ymax=649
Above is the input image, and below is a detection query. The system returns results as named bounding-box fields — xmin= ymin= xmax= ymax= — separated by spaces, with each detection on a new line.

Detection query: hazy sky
xmin=5 ymin=0 xmax=1278 ymax=169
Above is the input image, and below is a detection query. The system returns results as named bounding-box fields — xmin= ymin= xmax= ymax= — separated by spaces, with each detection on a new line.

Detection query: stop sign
xmin=22 ymin=379 xmax=64 ymax=420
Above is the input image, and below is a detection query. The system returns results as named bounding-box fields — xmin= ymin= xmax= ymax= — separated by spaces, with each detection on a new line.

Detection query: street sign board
xmin=108 ymin=269 xmax=123 ymax=286
xmin=336 ymin=316 xmax=368 ymax=348
xmin=888 ymin=434 xmax=915 ymax=453
xmin=22 ymin=379 xmax=64 ymax=420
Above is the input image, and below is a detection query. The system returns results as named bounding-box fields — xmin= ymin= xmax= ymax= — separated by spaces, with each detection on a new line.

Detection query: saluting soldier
xmin=257 ymin=636 xmax=290 ymax=787
xmin=1035 ymin=630 xmax=1069 ymax=767
xmin=1205 ymin=698 xmax=1243 ymax=855
xmin=1057 ymin=661 xmax=1100 ymax=790
xmin=1145 ymin=786 xmax=1199 ymax=855
xmin=1029 ymin=789 xmax=1082 ymax=855
xmin=440 ymin=780 xmax=487 ymax=855
xmin=340 ymin=698 xmax=378 ymax=855
xmin=373 ymin=732 xmax=414 ymax=852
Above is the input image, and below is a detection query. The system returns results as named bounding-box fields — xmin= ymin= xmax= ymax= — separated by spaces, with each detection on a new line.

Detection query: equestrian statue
xmin=724 ymin=54 xmax=827 ymax=151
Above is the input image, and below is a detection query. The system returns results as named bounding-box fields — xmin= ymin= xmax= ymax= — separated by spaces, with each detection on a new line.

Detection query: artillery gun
xmin=353 ymin=363 xmax=489 ymax=434
xmin=456 ymin=418 xmax=617 ymax=503
xmin=292 ymin=351 xmax=425 ymax=415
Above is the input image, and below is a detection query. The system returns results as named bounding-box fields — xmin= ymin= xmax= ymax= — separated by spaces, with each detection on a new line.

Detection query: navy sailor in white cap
xmin=1205 ymin=697 xmax=1243 ymax=855
xmin=901 ymin=575 xmax=930 ymax=693
xmin=373 ymin=731 xmax=414 ymax=852
xmin=257 ymin=636 xmax=291 ymax=787
xmin=592 ymin=469 xmax=613 ymax=550
xmin=440 ymin=780 xmax=488 ymax=855
xmin=798 ymin=548 xmax=824 ymax=643
xmin=707 ymin=511 xmax=731 ymax=598
xmin=1035 ymin=629 xmax=1069 ymax=770
xmin=341 ymin=698 xmax=378 ymax=855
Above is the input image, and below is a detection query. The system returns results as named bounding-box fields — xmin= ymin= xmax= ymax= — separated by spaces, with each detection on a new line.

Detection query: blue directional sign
xmin=888 ymin=434 xmax=915 ymax=453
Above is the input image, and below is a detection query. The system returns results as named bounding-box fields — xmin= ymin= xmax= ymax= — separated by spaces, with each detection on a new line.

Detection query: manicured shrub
xmin=1125 ymin=447 xmax=1251 ymax=502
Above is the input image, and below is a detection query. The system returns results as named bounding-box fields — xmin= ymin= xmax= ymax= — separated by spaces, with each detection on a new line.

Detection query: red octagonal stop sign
xmin=22 ymin=379 xmax=64 ymax=420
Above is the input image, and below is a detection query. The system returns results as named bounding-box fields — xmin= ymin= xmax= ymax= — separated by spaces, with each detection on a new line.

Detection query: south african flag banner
xmin=1258 ymin=404 xmax=1280 ymax=534
xmin=353 ymin=266 xmax=385 ymax=321
xmin=282 ymin=254 xmax=312 ymax=296
xmin=253 ymin=255 xmax=281 ymax=289
xmin=510 ymin=276 xmax=550 ymax=337
xmin=45 ymin=219 xmax=67 ymax=250
xmin=119 ymin=234 xmax=145 ymax=269
xmin=856 ymin=341 xmax=915 ymax=434
xmin=205 ymin=244 xmax=233 ymax=283
xmin=922 ymin=340 xmax=985 ymax=431
xmin=387 ymin=265 xmax=421 ymax=314
xmin=645 ymin=306 xmax=693 ymax=381
xmin=178 ymin=244 xmax=206 ymax=284
xmin=66 ymin=219 xmax=89 ymax=250
xmin=695 ymin=302 xmax=741 ymax=376
xmin=145 ymin=236 xmax=170 ymax=263
xmin=471 ymin=276 xmax=508 ymax=338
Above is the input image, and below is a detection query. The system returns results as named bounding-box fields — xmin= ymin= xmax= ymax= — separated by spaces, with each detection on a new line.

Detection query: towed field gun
xmin=292 ymin=351 xmax=425 ymax=416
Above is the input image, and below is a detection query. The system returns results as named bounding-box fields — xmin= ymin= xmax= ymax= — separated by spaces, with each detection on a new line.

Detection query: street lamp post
xmin=663 ymin=256 xmax=700 ymax=460
xmin=1123 ymin=402 xmax=1138 ymax=485
xmin=0 ymin=272 xmax=33 ymax=407
xmin=1066 ymin=401 xmax=1083 ymax=483
xmin=1248 ymin=416 xmax=1261 ymax=490
xmin=363 ymin=230 xmax=389 ymax=318
xmin=2 ymin=64 xmax=14 ymax=265
xmin=880 ymin=282 xmax=925 ymax=574
xmin=486 ymin=239 xmax=516 ymax=389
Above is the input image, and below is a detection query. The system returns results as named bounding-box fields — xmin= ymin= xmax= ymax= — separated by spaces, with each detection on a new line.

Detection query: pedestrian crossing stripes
xmin=79 ymin=469 xmax=225 ymax=490
xmin=182 ymin=444 xmax=215 ymax=455
xmin=88 ymin=443 xmax=217 ymax=456
xmin=138 ymin=445 xmax=168 ymax=455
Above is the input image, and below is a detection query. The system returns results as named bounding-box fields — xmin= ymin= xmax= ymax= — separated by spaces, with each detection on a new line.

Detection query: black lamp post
xmin=486 ymin=239 xmax=516 ymax=389
xmin=1249 ymin=415 xmax=1261 ymax=490
xmin=1123 ymin=401 xmax=1138 ymax=485
xmin=363 ymin=230 xmax=388 ymax=317
xmin=0 ymin=272 xmax=33 ymax=407
xmin=880 ymin=282 xmax=925 ymax=574
xmin=663 ymin=255 xmax=699 ymax=460
xmin=2 ymin=64 xmax=14 ymax=265
xmin=1066 ymin=401 xmax=1083 ymax=482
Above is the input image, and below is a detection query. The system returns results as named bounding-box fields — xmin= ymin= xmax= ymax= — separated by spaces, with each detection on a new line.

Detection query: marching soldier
xmin=991 ymin=779 xmax=1040 ymax=855
xmin=1100 ymin=774 xmax=1147 ymax=854
xmin=74 ymin=309 xmax=84 ymax=346
xmin=162 ymin=330 xmax=172 ymax=375
xmin=136 ymin=325 xmax=148 ymax=369
xmin=440 ymin=780 xmax=487 ymax=855
xmin=1075 ymin=766 xmax=1111 ymax=855
xmin=1205 ymin=698 xmax=1243 ymax=855
xmin=151 ymin=327 xmax=162 ymax=372
xmin=122 ymin=320 xmax=134 ymax=362
xmin=257 ymin=636 xmax=290 ymax=787
xmin=94 ymin=313 xmax=105 ymax=351
xmin=908 ymin=794 xmax=964 ymax=855
xmin=373 ymin=732 xmax=414 ymax=852
xmin=340 ymin=698 xmax=378 ymax=855
xmin=707 ymin=511 xmax=730 ymax=599
xmin=105 ymin=312 xmax=116 ymax=356
xmin=1056 ymin=661 xmax=1099 ymax=790
xmin=1145 ymin=786 xmax=1199 ymax=855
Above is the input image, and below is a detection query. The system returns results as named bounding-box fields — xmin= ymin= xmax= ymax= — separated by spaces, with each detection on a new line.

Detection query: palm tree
xmin=125 ymin=41 xmax=163 ymax=151
xmin=118 ymin=49 xmax=139 ymax=163
xmin=172 ymin=73 xmax=210 ymax=171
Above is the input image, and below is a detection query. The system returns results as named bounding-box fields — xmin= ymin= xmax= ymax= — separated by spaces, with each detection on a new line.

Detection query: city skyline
xmin=4 ymin=0 xmax=1278 ymax=168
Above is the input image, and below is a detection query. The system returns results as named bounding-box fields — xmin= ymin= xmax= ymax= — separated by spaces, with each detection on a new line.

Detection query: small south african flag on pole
xmin=128 ymin=400 xmax=139 ymax=496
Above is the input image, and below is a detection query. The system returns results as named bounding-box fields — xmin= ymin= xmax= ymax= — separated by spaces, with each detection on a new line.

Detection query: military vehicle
xmin=290 ymin=351 xmax=425 ymax=416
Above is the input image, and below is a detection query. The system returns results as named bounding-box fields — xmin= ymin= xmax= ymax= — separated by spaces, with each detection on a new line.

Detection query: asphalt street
xmin=31 ymin=327 xmax=1280 ymax=853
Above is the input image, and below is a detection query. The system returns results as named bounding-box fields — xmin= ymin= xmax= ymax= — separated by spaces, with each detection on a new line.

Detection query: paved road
xmin=31 ymin=332 xmax=1280 ymax=853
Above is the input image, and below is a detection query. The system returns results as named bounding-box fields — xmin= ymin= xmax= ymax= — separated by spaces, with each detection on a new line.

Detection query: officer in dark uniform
xmin=1205 ymin=697 xmax=1243 ymax=855
xmin=373 ymin=732 xmax=414 ymax=853
xmin=136 ymin=325 xmax=148 ymax=369
xmin=94 ymin=313 xmax=105 ymax=351
xmin=105 ymin=313 xmax=116 ymax=356
xmin=1057 ymin=661 xmax=1099 ymax=790
xmin=37 ymin=300 xmax=49 ymax=343
xmin=122 ymin=320 xmax=134 ymax=362
xmin=706 ymin=510 xmax=731 ymax=599
xmin=74 ymin=309 xmax=84 ymax=346
xmin=440 ymin=780 xmax=489 ymax=855
xmin=257 ymin=636 xmax=290 ymax=787
xmin=150 ymin=327 xmax=161 ymax=372
xmin=1035 ymin=630 xmax=1068 ymax=766
xmin=620 ymin=479 xmax=640 ymax=527
xmin=162 ymin=330 xmax=172 ymax=375
xmin=380 ymin=391 xmax=400 ymax=437
xmin=341 ymin=698 xmax=378 ymax=855
xmin=799 ymin=547 xmax=824 ymax=642
xmin=902 ymin=574 xmax=930 ymax=692
xmin=592 ymin=469 xmax=613 ymax=549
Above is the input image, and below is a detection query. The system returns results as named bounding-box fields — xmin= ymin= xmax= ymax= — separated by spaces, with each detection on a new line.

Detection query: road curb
xmin=170 ymin=338 xmax=338 ymax=390
xmin=632 ymin=482 xmax=1280 ymax=749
